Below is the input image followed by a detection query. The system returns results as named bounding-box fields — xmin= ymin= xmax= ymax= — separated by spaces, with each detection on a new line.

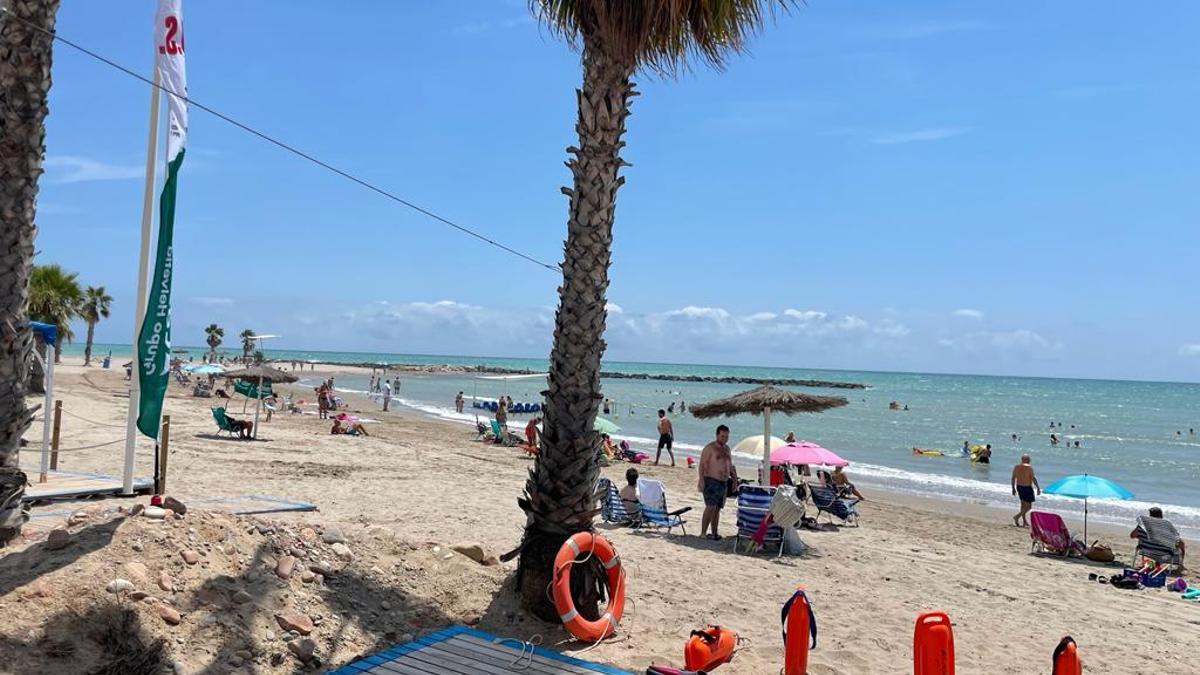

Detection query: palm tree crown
xmin=239 ymin=329 xmax=256 ymax=359
xmin=79 ymin=286 xmax=112 ymax=324
xmin=79 ymin=285 xmax=112 ymax=366
xmin=205 ymin=324 xmax=224 ymax=349
xmin=533 ymin=0 xmax=784 ymax=72
xmin=29 ymin=263 xmax=82 ymax=343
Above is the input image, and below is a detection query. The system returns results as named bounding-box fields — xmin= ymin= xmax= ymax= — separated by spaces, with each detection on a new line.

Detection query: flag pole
xmin=122 ymin=67 xmax=162 ymax=495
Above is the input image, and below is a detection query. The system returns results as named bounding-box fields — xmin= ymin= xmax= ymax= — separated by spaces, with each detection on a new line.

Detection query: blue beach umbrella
xmin=1043 ymin=473 xmax=1133 ymax=544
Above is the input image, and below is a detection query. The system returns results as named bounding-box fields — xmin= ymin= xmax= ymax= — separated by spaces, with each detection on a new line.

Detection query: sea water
xmin=78 ymin=344 xmax=1200 ymax=537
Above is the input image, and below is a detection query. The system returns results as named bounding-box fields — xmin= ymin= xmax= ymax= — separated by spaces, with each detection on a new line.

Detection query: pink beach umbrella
xmin=770 ymin=441 xmax=849 ymax=467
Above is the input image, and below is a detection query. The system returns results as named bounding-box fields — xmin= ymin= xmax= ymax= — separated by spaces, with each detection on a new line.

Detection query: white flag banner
xmin=155 ymin=0 xmax=187 ymax=162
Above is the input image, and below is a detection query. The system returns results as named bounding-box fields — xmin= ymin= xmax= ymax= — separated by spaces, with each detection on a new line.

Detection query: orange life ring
xmin=913 ymin=611 xmax=955 ymax=675
xmin=1052 ymin=636 xmax=1081 ymax=675
xmin=552 ymin=532 xmax=625 ymax=641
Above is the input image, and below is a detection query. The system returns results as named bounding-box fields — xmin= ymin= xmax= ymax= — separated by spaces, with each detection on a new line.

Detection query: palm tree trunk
xmin=516 ymin=43 xmax=634 ymax=620
xmin=0 ymin=0 xmax=61 ymax=545
xmin=83 ymin=320 xmax=95 ymax=365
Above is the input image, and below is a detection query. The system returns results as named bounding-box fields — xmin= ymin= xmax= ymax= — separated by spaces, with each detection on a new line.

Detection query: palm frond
xmin=531 ymin=0 xmax=794 ymax=74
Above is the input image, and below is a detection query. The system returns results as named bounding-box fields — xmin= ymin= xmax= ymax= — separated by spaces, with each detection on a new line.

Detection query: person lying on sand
xmin=331 ymin=419 xmax=369 ymax=436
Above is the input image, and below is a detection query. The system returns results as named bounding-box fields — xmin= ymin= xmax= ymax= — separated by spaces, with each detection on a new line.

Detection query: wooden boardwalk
xmin=327 ymin=625 xmax=632 ymax=675
xmin=22 ymin=468 xmax=153 ymax=502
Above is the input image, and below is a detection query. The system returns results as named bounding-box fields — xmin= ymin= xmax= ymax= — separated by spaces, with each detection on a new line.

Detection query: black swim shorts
xmin=703 ymin=477 xmax=727 ymax=508
xmin=658 ymin=433 xmax=673 ymax=450
xmin=1017 ymin=485 xmax=1035 ymax=504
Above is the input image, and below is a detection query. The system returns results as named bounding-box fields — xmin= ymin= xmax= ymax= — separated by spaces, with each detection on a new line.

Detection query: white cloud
xmin=190 ymin=297 xmax=234 ymax=306
xmin=605 ymin=302 xmax=624 ymax=314
xmin=665 ymin=306 xmax=730 ymax=320
xmin=853 ymin=20 xmax=987 ymax=41
xmin=872 ymin=127 xmax=972 ymax=145
xmin=783 ymin=309 xmax=828 ymax=322
xmin=953 ymin=308 xmax=984 ymax=320
xmin=1180 ymin=344 xmax=1200 ymax=357
xmin=939 ymin=329 xmax=1059 ymax=356
xmin=300 ymin=300 xmax=905 ymax=364
xmin=43 ymin=155 xmax=143 ymax=184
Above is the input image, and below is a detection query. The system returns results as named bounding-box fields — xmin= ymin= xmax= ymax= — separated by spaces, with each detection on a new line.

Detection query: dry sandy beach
xmin=2 ymin=357 xmax=1197 ymax=674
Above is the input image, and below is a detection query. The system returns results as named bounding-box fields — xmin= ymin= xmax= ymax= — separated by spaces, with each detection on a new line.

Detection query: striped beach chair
xmin=734 ymin=485 xmax=785 ymax=556
xmin=598 ymin=478 xmax=637 ymax=525
xmin=1132 ymin=514 xmax=1185 ymax=571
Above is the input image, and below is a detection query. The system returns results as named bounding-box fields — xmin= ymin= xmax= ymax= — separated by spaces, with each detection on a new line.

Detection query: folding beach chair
xmin=636 ymin=478 xmax=691 ymax=535
xmin=1132 ymin=514 xmax=1185 ymax=571
xmin=734 ymin=485 xmax=785 ymax=556
xmin=809 ymin=484 xmax=859 ymax=526
xmin=597 ymin=477 xmax=638 ymax=525
xmin=211 ymin=407 xmax=241 ymax=438
xmin=1029 ymin=511 xmax=1085 ymax=557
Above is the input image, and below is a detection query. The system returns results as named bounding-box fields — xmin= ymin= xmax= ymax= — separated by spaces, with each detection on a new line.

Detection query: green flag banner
xmin=136 ymin=0 xmax=187 ymax=439
xmin=233 ymin=379 xmax=273 ymax=399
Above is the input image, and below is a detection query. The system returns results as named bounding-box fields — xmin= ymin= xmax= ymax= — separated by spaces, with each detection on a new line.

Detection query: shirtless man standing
xmin=655 ymin=409 xmax=675 ymax=466
xmin=1011 ymin=454 xmax=1041 ymax=527
xmin=698 ymin=425 xmax=736 ymax=540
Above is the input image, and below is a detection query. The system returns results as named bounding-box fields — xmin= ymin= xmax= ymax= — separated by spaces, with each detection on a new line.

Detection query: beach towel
xmin=637 ymin=478 xmax=666 ymax=510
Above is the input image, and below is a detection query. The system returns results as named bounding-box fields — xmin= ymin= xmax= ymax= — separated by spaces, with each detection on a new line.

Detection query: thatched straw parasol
xmin=691 ymin=385 xmax=849 ymax=484
xmin=223 ymin=365 xmax=298 ymax=439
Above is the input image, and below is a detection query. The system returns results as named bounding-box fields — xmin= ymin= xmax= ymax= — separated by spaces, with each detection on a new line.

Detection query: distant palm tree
xmin=79 ymin=286 xmax=113 ymax=366
xmin=0 ymin=0 xmax=63 ymax=546
xmin=29 ymin=264 xmax=82 ymax=354
xmin=205 ymin=323 xmax=224 ymax=363
xmin=239 ymin=329 xmax=256 ymax=362
xmin=515 ymin=0 xmax=793 ymax=618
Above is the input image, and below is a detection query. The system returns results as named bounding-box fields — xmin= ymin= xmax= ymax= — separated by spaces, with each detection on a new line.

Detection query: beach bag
xmin=1085 ymin=542 xmax=1115 ymax=563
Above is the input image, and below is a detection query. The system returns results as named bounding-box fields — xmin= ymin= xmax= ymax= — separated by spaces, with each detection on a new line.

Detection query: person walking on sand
xmin=455 ymin=391 xmax=464 ymax=414
xmin=655 ymin=409 xmax=675 ymax=466
xmin=1011 ymin=454 xmax=1041 ymax=527
xmin=381 ymin=379 xmax=391 ymax=412
xmin=698 ymin=424 xmax=737 ymax=540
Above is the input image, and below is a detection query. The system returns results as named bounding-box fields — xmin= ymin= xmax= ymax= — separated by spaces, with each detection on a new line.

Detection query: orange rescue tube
xmin=913 ymin=611 xmax=955 ymax=675
xmin=684 ymin=626 xmax=738 ymax=671
xmin=782 ymin=587 xmax=817 ymax=675
xmin=1052 ymin=636 xmax=1081 ymax=675
xmin=551 ymin=532 xmax=625 ymax=642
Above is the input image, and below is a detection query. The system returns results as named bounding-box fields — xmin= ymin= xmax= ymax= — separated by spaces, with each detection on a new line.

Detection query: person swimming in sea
xmin=962 ymin=440 xmax=970 ymax=457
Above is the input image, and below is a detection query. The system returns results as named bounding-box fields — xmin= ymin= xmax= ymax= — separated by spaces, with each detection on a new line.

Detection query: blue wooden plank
xmin=326 ymin=624 xmax=633 ymax=675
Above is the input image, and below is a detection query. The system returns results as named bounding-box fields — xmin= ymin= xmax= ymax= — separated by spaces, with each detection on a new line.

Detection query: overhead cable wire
xmin=1 ymin=7 xmax=561 ymax=272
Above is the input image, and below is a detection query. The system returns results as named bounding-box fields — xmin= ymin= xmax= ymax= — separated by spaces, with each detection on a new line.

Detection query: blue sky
xmin=35 ymin=1 xmax=1200 ymax=381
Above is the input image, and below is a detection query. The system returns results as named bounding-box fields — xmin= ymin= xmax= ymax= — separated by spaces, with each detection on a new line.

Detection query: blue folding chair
xmin=635 ymin=478 xmax=691 ymax=535
xmin=809 ymin=484 xmax=860 ymax=526
xmin=734 ymin=485 xmax=785 ymax=556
